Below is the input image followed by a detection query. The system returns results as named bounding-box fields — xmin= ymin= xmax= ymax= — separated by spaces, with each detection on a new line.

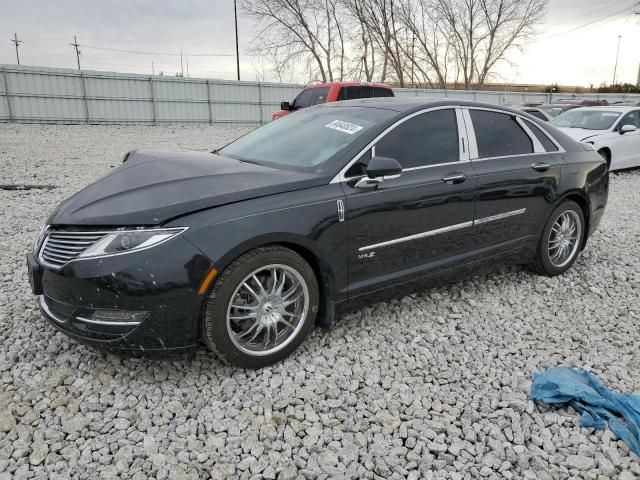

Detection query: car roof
xmin=567 ymin=106 xmax=640 ymax=113
xmin=539 ymin=103 xmax=577 ymax=107
xmin=304 ymin=81 xmax=391 ymax=89
xmin=319 ymin=97 xmax=530 ymax=114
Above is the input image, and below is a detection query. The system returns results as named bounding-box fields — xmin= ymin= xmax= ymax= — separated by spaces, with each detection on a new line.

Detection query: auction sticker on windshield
xmin=326 ymin=120 xmax=364 ymax=135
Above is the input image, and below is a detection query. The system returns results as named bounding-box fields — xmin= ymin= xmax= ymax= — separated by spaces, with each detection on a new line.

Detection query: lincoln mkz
xmin=28 ymin=99 xmax=609 ymax=368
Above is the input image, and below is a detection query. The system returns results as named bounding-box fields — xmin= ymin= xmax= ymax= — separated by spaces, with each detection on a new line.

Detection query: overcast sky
xmin=0 ymin=0 xmax=639 ymax=87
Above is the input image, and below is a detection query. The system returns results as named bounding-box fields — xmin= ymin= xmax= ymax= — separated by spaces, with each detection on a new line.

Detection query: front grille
xmin=39 ymin=231 xmax=105 ymax=268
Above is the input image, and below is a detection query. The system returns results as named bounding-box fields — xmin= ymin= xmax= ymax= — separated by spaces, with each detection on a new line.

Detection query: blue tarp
xmin=530 ymin=367 xmax=640 ymax=456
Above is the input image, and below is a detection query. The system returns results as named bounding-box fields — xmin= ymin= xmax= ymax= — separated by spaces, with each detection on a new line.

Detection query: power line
xmin=70 ymin=35 xmax=81 ymax=70
xmin=11 ymin=33 xmax=22 ymax=64
xmin=546 ymin=0 xmax=631 ymax=28
xmin=537 ymin=2 xmax=640 ymax=41
xmin=81 ymin=44 xmax=235 ymax=57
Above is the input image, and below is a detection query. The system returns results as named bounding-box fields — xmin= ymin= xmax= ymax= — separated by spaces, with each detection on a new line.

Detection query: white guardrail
xmin=1 ymin=64 xmax=639 ymax=125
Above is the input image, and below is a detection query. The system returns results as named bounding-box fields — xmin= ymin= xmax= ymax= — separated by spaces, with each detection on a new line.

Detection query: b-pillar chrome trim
xmin=358 ymin=208 xmax=527 ymax=252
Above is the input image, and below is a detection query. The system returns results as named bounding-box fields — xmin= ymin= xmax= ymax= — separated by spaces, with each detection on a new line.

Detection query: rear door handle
xmin=531 ymin=162 xmax=551 ymax=172
xmin=442 ymin=173 xmax=467 ymax=184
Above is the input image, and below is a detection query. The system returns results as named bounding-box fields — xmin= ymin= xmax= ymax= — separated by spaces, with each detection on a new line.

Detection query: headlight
xmin=33 ymin=225 xmax=49 ymax=255
xmin=78 ymin=227 xmax=187 ymax=259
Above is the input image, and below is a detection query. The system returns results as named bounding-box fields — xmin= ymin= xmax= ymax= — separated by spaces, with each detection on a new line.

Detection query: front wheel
xmin=528 ymin=201 xmax=584 ymax=276
xmin=201 ymin=246 xmax=319 ymax=368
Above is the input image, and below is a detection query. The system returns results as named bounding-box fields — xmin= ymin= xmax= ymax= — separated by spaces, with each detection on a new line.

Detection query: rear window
xmin=338 ymin=86 xmax=393 ymax=100
xmin=373 ymin=87 xmax=393 ymax=97
xmin=523 ymin=119 xmax=559 ymax=152
xmin=524 ymin=109 xmax=547 ymax=121
xmin=470 ymin=110 xmax=533 ymax=158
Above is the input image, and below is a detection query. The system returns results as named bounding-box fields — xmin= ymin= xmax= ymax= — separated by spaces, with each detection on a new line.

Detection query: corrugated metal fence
xmin=2 ymin=64 xmax=640 ymax=125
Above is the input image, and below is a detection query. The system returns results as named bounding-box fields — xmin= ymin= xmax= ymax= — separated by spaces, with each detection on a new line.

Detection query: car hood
xmin=556 ymin=127 xmax=605 ymax=142
xmin=48 ymin=149 xmax=325 ymax=225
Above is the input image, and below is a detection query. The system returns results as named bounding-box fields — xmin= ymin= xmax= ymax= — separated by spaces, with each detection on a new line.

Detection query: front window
xmin=551 ymin=110 xmax=621 ymax=130
xmin=310 ymin=87 xmax=330 ymax=106
xmin=292 ymin=89 xmax=314 ymax=109
xmin=618 ymin=110 xmax=640 ymax=129
xmin=376 ymin=109 xmax=459 ymax=168
xmin=220 ymin=106 xmax=394 ymax=170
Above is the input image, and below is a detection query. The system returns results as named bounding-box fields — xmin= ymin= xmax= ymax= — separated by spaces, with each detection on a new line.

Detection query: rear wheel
xmin=201 ymin=246 xmax=319 ymax=368
xmin=529 ymin=201 xmax=584 ymax=276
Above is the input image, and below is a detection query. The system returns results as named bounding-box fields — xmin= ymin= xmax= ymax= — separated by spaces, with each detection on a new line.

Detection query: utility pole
xmin=612 ymin=35 xmax=621 ymax=86
xmin=180 ymin=49 xmax=184 ymax=77
xmin=152 ymin=61 xmax=155 ymax=76
xmin=186 ymin=55 xmax=190 ymax=77
xmin=11 ymin=33 xmax=22 ymax=65
xmin=234 ymin=0 xmax=241 ymax=81
xmin=70 ymin=35 xmax=81 ymax=70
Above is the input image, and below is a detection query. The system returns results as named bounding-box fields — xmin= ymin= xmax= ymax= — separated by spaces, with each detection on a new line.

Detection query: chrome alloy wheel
xmin=226 ymin=264 xmax=309 ymax=356
xmin=548 ymin=210 xmax=582 ymax=268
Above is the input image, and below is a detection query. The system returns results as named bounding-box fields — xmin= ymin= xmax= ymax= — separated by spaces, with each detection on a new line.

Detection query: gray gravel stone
xmin=1 ymin=124 xmax=640 ymax=479
xmin=567 ymin=454 xmax=596 ymax=470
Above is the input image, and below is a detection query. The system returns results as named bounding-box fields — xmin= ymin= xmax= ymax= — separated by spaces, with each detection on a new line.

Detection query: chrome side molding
xmin=358 ymin=208 xmax=527 ymax=252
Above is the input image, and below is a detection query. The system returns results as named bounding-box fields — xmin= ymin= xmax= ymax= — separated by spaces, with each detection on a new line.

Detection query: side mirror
xmin=620 ymin=124 xmax=637 ymax=134
xmin=367 ymin=156 xmax=402 ymax=178
xmin=280 ymin=101 xmax=292 ymax=111
xmin=354 ymin=156 xmax=402 ymax=189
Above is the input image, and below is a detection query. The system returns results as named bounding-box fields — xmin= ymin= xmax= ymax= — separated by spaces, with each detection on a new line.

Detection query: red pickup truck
xmin=272 ymin=81 xmax=394 ymax=120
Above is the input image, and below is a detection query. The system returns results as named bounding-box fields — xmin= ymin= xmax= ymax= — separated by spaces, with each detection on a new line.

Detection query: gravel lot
xmin=1 ymin=123 xmax=640 ymax=480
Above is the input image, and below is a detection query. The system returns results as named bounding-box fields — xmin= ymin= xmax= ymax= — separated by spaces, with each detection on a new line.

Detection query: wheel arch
xmin=554 ymin=190 xmax=591 ymax=249
xmin=209 ymin=233 xmax=337 ymax=326
xmin=597 ymin=147 xmax=611 ymax=168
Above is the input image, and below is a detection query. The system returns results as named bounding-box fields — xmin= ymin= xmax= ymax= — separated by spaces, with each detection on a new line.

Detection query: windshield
xmin=550 ymin=110 xmax=621 ymax=130
xmin=220 ymin=106 xmax=392 ymax=170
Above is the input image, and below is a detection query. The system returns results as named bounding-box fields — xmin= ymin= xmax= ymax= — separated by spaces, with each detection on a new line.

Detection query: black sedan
xmin=28 ymin=99 xmax=608 ymax=368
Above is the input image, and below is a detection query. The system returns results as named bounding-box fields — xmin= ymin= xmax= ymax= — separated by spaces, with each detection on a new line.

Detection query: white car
xmin=550 ymin=106 xmax=640 ymax=171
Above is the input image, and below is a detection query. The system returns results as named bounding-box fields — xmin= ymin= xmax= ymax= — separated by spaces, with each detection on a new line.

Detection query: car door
xmin=463 ymin=108 xmax=566 ymax=250
xmin=340 ymin=107 xmax=478 ymax=297
xmin=611 ymin=110 xmax=640 ymax=168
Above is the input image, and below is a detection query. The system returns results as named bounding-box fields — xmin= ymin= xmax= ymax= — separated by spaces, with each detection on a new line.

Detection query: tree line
xmin=242 ymin=0 xmax=548 ymax=89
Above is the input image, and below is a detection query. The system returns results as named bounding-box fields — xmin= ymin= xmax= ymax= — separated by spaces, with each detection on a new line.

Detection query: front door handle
xmin=442 ymin=173 xmax=467 ymax=184
xmin=531 ymin=162 xmax=551 ymax=172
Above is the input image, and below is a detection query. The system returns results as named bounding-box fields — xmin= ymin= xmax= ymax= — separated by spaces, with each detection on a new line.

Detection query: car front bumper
xmin=28 ymin=236 xmax=215 ymax=354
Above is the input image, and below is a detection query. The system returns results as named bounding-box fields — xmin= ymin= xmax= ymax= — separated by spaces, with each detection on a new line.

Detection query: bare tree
xmin=358 ymin=0 xmax=407 ymax=85
xmin=242 ymin=0 xmax=546 ymax=88
xmin=242 ymin=0 xmax=346 ymax=82
xmin=434 ymin=0 xmax=547 ymax=89
xmin=341 ymin=0 xmax=380 ymax=81
xmin=396 ymin=0 xmax=447 ymax=87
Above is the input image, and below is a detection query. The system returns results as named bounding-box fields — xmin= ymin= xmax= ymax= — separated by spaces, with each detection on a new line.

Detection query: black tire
xmin=528 ymin=200 xmax=585 ymax=276
xmin=201 ymin=246 xmax=319 ymax=368
xmin=598 ymin=149 xmax=611 ymax=169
